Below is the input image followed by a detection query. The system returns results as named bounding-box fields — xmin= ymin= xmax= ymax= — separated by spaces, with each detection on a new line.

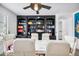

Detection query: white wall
xmin=0 ymin=4 xmax=17 ymax=35
xmin=56 ymin=13 xmax=74 ymax=40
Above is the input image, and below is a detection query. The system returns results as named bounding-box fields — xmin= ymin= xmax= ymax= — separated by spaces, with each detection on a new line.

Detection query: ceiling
xmin=1 ymin=3 xmax=79 ymax=15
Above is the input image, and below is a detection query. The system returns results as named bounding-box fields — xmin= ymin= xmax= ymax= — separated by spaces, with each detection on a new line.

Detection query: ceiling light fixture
xmin=23 ymin=3 xmax=51 ymax=14
xmin=34 ymin=3 xmax=39 ymax=11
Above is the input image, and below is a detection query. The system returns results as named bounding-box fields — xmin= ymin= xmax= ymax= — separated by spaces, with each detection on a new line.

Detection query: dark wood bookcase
xmin=16 ymin=15 xmax=56 ymax=40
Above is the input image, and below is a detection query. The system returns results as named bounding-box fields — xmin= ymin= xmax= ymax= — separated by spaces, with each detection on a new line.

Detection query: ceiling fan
xmin=23 ymin=3 xmax=51 ymax=14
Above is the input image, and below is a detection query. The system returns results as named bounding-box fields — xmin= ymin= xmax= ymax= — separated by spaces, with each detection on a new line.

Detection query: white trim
xmin=6 ymin=16 xmax=8 ymax=35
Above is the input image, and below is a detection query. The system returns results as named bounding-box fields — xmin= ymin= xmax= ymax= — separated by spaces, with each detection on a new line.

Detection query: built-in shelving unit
xmin=27 ymin=17 xmax=36 ymax=37
xmin=16 ymin=16 xmax=27 ymax=38
xmin=45 ymin=17 xmax=56 ymax=39
xmin=16 ymin=15 xmax=56 ymax=39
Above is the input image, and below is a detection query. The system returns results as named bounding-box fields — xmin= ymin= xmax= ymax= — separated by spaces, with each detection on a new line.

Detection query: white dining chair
xmin=6 ymin=39 xmax=35 ymax=56
xmin=46 ymin=42 xmax=71 ymax=56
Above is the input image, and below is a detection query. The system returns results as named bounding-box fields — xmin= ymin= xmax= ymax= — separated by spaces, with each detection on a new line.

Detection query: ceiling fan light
xmin=34 ymin=4 xmax=39 ymax=11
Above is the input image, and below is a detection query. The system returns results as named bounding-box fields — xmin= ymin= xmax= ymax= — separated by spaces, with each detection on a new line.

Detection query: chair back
xmin=46 ymin=42 xmax=70 ymax=56
xmin=13 ymin=39 xmax=35 ymax=56
xmin=42 ymin=33 xmax=50 ymax=40
xmin=31 ymin=33 xmax=38 ymax=40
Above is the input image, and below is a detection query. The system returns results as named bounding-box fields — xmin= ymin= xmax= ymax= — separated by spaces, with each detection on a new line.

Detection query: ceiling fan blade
xmin=23 ymin=6 xmax=31 ymax=9
xmin=36 ymin=11 xmax=39 ymax=14
xmin=41 ymin=5 xmax=51 ymax=9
